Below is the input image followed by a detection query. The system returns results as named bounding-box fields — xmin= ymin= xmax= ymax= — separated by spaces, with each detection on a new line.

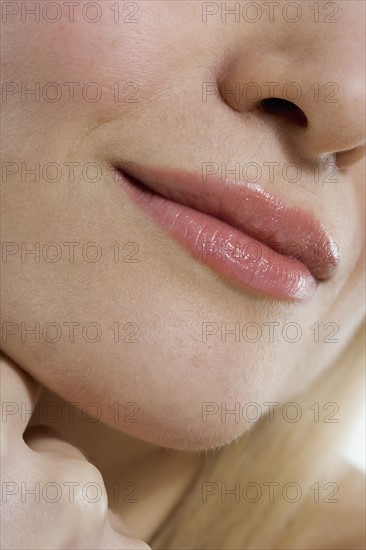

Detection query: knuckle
xmin=67 ymin=459 xmax=105 ymax=489
xmin=57 ymin=459 xmax=108 ymax=522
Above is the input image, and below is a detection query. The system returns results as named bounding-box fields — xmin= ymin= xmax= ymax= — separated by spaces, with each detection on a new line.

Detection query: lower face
xmin=1 ymin=1 xmax=365 ymax=450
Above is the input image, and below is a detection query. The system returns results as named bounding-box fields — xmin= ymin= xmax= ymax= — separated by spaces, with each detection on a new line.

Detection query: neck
xmin=30 ymin=387 xmax=204 ymax=542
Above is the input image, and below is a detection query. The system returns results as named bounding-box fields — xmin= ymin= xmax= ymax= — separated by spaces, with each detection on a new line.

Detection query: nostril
xmin=259 ymin=97 xmax=308 ymax=128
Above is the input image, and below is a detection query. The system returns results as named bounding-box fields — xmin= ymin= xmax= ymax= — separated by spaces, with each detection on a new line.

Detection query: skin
xmin=1 ymin=1 xmax=365 ymax=547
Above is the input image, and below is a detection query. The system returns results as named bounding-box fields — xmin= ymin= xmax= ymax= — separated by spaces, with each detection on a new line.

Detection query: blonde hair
xmin=150 ymin=322 xmax=365 ymax=549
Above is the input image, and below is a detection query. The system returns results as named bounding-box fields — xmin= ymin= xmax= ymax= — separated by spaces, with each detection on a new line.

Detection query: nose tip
xmin=220 ymin=67 xmax=365 ymax=164
xmin=336 ymin=145 xmax=366 ymax=170
xmin=217 ymin=4 xmax=365 ymax=166
xmin=299 ymin=82 xmax=366 ymax=159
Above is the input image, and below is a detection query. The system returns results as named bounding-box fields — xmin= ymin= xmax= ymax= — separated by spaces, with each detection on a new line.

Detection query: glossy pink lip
xmin=112 ymin=164 xmax=339 ymax=301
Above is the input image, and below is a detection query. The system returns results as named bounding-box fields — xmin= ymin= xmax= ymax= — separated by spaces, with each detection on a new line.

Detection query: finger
xmin=0 ymin=353 xmax=41 ymax=441
xmin=108 ymin=509 xmax=131 ymax=537
xmin=106 ymin=511 xmax=152 ymax=549
xmin=102 ymin=521 xmax=152 ymax=550
xmin=24 ymin=424 xmax=89 ymax=460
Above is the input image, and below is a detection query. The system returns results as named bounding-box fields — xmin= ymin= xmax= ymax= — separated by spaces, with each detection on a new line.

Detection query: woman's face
xmin=2 ymin=0 xmax=365 ymax=450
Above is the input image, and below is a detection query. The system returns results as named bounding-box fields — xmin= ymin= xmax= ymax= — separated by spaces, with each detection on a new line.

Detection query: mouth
xmin=111 ymin=163 xmax=339 ymax=302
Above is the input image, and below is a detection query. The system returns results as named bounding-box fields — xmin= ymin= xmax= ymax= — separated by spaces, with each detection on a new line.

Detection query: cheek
xmin=2 ymin=11 xmax=157 ymax=122
xmin=3 ymin=1 xmax=211 ymax=131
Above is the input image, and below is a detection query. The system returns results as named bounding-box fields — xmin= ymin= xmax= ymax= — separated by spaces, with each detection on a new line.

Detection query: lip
xmin=112 ymin=164 xmax=339 ymax=301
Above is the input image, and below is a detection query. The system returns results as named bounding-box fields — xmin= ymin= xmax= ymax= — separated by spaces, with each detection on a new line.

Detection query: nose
xmin=218 ymin=3 xmax=365 ymax=164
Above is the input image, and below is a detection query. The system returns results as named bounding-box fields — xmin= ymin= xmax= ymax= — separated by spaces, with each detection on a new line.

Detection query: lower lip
xmin=115 ymin=169 xmax=317 ymax=301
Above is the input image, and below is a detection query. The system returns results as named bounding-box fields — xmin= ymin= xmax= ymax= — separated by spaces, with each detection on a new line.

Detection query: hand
xmin=0 ymin=354 xmax=151 ymax=550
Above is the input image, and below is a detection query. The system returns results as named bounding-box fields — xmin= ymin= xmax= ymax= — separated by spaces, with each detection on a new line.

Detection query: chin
xmin=121 ymin=415 xmax=252 ymax=452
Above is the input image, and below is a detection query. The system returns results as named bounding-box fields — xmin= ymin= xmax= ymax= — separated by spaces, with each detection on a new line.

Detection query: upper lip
xmin=114 ymin=163 xmax=340 ymax=281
